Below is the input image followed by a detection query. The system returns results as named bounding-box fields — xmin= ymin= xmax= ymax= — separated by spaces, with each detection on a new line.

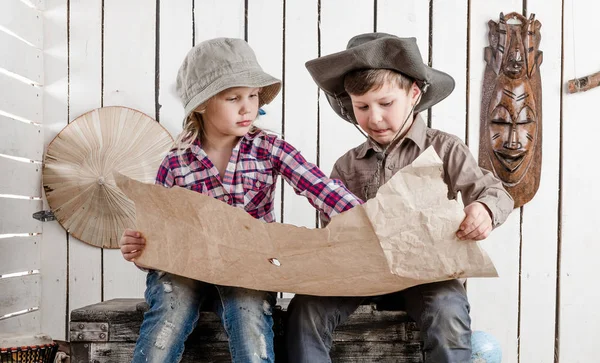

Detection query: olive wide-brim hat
xmin=305 ymin=33 xmax=455 ymax=123
xmin=177 ymin=38 xmax=282 ymax=120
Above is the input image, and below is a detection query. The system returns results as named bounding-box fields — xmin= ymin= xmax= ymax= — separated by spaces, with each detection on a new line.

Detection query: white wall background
xmin=0 ymin=0 xmax=44 ymax=337
xmin=1 ymin=1 xmax=599 ymax=362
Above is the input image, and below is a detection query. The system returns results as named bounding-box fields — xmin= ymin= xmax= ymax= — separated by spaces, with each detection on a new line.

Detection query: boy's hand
xmin=119 ymin=228 xmax=146 ymax=262
xmin=456 ymin=202 xmax=493 ymax=241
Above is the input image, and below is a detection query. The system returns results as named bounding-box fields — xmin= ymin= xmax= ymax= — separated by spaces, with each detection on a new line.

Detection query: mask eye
xmin=491 ymin=118 xmax=511 ymax=125
xmin=517 ymin=108 xmax=536 ymax=124
xmin=489 ymin=107 xmax=511 ymax=124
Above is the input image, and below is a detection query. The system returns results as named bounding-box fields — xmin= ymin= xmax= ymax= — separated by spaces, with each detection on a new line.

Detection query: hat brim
xmin=306 ymin=37 xmax=455 ymax=123
xmin=183 ymin=69 xmax=281 ymax=119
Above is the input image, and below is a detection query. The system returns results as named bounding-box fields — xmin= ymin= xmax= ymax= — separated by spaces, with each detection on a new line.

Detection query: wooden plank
xmin=517 ymin=1 xmax=562 ymax=362
xmin=29 ymin=0 xmax=45 ymax=11
xmin=40 ymin=0 xmax=69 ymax=341
xmin=331 ymin=342 xmax=423 ymax=362
xmin=157 ymin=1 xmax=191 ymax=139
xmin=0 ymin=157 xmax=41 ymax=197
xmin=377 ymin=0 xmax=429 ymax=59
xmin=69 ymin=298 xmax=423 ymax=362
xmin=560 ymin=1 xmax=600 ymax=362
xmin=70 ymin=341 xmax=91 ymax=363
xmin=377 ymin=0 xmax=430 ymax=123
xmin=247 ymin=0 xmax=284 ymax=223
xmin=282 ymin=0 xmax=319 ymax=229
xmin=40 ymin=221 xmax=69 ymax=339
xmin=83 ymin=342 xmax=232 ymax=363
xmin=0 ymin=236 xmax=41 ymax=275
xmin=194 ymin=0 xmax=245 ymax=42
xmin=103 ymin=0 xmax=155 ymax=116
xmin=0 ymin=309 xmax=41 ymax=336
xmin=102 ymin=0 xmax=155 ymax=300
xmin=0 ymin=73 xmax=42 ymax=123
xmin=247 ymin=0 xmax=283 ymax=136
xmin=0 ymin=115 xmax=43 ymax=161
xmin=0 ymin=274 xmax=41 ymax=316
xmin=77 ymin=341 xmax=423 ymax=363
xmin=71 ymin=298 xmax=419 ymax=344
xmin=466 ymin=2 xmax=522 ymax=363
xmin=430 ymin=0 xmax=468 ymax=141
xmin=0 ymin=198 xmax=42 ymax=234
xmin=0 ymin=0 xmax=43 ymax=49
xmin=67 ymin=0 xmax=103 ymax=319
xmin=319 ymin=0 xmax=373 ymax=177
xmin=0 ymin=30 xmax=43 ymax=85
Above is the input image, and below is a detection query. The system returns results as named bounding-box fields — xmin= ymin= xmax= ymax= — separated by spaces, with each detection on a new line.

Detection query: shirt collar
xmin=356 ymin=114 xmax=428 ymax=159
xmin=189 ymin=129 xmax=261 ymax=158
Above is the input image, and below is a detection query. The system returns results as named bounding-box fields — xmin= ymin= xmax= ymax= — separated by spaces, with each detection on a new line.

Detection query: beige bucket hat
xmin=176 ymin=38 xmax=282 ymax=121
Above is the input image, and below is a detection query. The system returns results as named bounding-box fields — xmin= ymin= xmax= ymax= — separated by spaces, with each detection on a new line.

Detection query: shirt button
xmin=223 ymin=195 xmax=230 ymax=202
xmin=255 ymin=181 xmax=261 ymax=187
xmin=387 ymin=164 xmax=395 ymax=170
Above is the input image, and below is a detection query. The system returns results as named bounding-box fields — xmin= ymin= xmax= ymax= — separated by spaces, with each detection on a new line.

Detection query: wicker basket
xmin=0 ymin=335 xmax=58 ymax=363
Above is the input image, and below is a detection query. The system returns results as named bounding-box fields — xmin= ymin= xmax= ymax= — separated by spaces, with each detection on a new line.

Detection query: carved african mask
xmin=488 ymin=77 xmax=537 ymax=185
xmin=480 ymin=12 xmax=543 ymax=208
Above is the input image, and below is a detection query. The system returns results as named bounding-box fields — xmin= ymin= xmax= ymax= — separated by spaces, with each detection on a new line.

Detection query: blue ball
xmin=471 ymin=331 xmax=502 ymax=363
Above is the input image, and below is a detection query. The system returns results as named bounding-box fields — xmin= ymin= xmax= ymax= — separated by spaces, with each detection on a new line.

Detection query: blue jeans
xmin=286 ymin=280 xmax=471 ymax=363
xmin=132 ymin=270 xmax=276 ymax=363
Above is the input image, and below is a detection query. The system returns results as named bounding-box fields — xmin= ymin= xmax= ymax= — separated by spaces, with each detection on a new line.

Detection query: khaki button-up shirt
xmin=329 ymin=116 xmax=514 ymax=227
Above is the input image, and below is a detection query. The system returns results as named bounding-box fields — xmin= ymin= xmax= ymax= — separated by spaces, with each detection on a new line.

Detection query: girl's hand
xmin=119 ymin=229 xmax=146 ymax=262
xmin=456 ymin=202 xmax=493 ymax=241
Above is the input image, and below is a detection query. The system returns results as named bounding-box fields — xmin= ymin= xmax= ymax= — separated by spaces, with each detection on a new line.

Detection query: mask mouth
xmin=494 ymin=149 xmax=527 ymax=172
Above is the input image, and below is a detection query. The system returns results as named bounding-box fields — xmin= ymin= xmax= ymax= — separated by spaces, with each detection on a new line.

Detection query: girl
xmin=118 ymin=37 xmax=362 ymax=363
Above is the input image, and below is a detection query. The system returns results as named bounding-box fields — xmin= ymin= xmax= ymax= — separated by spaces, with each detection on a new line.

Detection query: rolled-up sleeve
xmin=271 ymin=138 xmax=362 ymax=221
xmin=444 ymin=141 xmax=514 ymax=227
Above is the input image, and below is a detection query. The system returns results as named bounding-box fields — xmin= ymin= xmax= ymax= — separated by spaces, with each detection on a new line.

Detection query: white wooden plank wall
xmin=282 ymin=0 xmax=319 ymax=231
xmin=248 ymin=0 xmax=285 ymax=224
xmin=40 ymin=0 xmax=68 ymax=340
xmin=101 ymin=0 xmax=155 ymax=302
xmin=0 ymin=1 xmax=591 ymax=362
xmin=560 ymin=1 xmax=600 ymax=362
xmin=466 ymin=2 xmax=522 ymax=363
xmin=519 ymin=1 xmax=562 ymax=362
xmin=63 ymin=0 xmax=103 ymax=339
xmin=319 ymin=0 xmax=372 ymax=181
xmin=0 ymin=0 xmax=44 ymax=336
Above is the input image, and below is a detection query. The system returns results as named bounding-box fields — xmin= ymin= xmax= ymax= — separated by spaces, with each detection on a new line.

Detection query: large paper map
xmin=115 ymin=146 xmax=497 ymax=296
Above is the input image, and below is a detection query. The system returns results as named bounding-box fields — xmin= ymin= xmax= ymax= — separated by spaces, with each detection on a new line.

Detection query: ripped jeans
xmin=132 ymin=270 xmax=276 ymax=363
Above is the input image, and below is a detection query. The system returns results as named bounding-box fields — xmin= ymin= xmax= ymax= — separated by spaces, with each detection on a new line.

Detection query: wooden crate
xmin=70 ymin=298 xmax=423 ymax=362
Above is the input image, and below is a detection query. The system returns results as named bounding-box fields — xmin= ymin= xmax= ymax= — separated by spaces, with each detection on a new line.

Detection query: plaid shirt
xmin=155 ymin=129 xmax=362 ymax=222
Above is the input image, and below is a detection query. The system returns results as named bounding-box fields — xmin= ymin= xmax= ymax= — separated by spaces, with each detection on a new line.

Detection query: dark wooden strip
xmin=331 ymin=342 xmax=423 ymax=362
xmin=554 ymin=1 xmax=566 ymax=362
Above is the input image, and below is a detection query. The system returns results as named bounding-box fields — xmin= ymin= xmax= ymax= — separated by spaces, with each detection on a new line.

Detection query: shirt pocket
xmin=242 ymin=170 xmax=275 ymax=207
xmin=343 ymin=172 xmax=378 ymax=202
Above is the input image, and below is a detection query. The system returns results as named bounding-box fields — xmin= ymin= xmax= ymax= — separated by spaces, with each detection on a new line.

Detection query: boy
xmin=286 ymin=33 xmax=514 ymax=362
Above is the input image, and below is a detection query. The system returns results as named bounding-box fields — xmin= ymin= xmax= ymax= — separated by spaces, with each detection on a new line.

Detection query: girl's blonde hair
xmin=172 ymin=102 xmax=209 ymax=152
xmin=172 ymin=91 xmax=264 ymax=153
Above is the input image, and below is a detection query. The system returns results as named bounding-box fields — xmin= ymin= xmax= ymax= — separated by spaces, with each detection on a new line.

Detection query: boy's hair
xmin=343 ymin=69 xmax=414 ymax=96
